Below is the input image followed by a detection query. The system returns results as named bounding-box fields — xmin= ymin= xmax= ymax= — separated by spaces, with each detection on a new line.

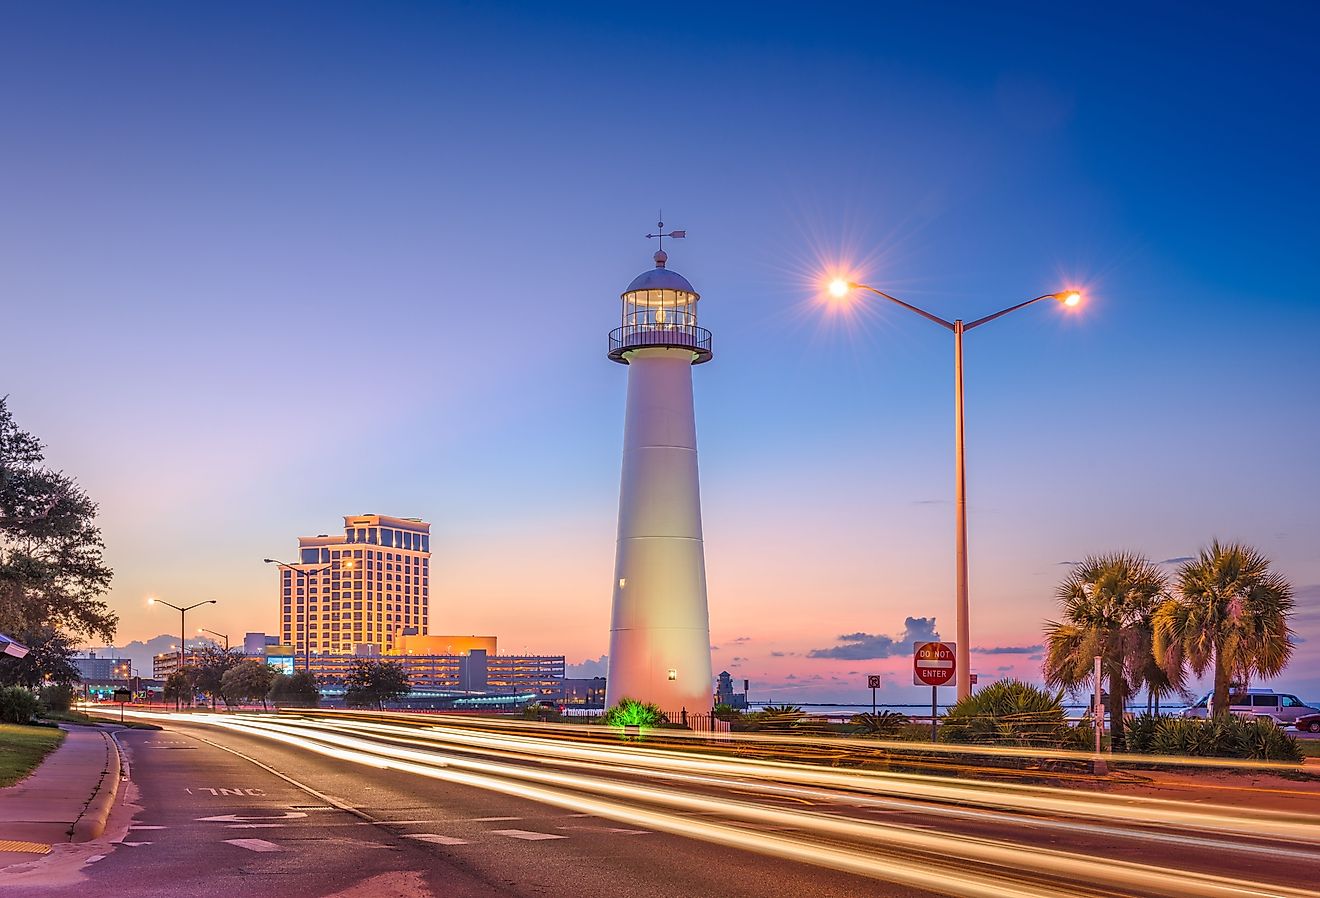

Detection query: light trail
xmin=284 ymin=713 xmax=1320 ymax=846
xmin=110 ymin=708 xmax=1320 ymax=898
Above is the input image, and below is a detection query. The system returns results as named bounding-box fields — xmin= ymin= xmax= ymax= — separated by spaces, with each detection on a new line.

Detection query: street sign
xmin=866 ymin=675 xmax=882 ymax=689
xmin=113 ymin=688 xmax=131 ymax=702
xmin=913 ymin=641 xmax=956 ymax=687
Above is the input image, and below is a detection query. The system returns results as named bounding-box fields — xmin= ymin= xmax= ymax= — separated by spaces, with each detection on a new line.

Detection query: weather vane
xmin=646 ymin=210 xmax=686 ymax=253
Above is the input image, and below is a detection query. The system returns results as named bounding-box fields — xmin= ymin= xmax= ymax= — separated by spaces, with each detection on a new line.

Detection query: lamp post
xmin=827 ymin=279 xmax=1082 ymax=702
xmin=264 ymin=558 xmax=332 ymax=673
xmin=198 ymin=627 xmax=230 ymax=652
xmin=148 ymin=597 xmax=217 ymax=709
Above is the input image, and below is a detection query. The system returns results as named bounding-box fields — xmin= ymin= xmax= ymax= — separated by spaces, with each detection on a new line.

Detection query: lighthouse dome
xmin=623 ymin=250 xmax=699 ymax=297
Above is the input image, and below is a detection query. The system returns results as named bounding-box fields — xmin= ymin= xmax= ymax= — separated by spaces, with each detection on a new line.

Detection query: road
xmin=5 ymin=710 xmax=1318 ymax=898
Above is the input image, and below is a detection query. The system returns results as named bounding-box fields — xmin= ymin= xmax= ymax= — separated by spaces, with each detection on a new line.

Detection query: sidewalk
xmin=0 ymin=725 xmax=120 ymax=871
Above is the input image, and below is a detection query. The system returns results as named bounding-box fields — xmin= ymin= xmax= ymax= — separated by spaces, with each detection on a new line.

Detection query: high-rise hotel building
xmin=279 ymin=514 xmax=431 ymax=656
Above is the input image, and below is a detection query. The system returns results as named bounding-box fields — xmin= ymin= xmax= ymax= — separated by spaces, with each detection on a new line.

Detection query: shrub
xmin=850 ymin=711 xmax=910 ymax=738
xmin=1124 ymin=713 xmax=1158 ymax=753
xmin=0 ymin=686 xmax=40 ymax=724
xmin=741 ymin=704 xmax=805 ymax=733
xmin=1151 ymin=716 xmax=1301 ymax=762
xmin=939 ymin=680 xmax=1069 ymax=748
xmin=712 ymin=703 xmax=740 ymax=722
xmin=39 ymin=684 xmax=75 ymax=713
xmin=602 ymin=698 xmax=666 ymax=728
xmin=522 ymin=703 xmax=563 ymax=722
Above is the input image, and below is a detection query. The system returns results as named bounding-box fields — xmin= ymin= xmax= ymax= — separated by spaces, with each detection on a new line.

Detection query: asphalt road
xmin=5 ymin=712 xmax=1318 ymax=898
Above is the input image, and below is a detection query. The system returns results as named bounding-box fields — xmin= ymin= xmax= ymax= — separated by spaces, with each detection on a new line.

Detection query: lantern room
xmin=607 ymin=249 xmax=713 ymax=364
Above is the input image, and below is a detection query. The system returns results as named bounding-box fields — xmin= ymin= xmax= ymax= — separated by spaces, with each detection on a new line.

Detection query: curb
xmin=69 ymin=729 xmax=121 ymax=842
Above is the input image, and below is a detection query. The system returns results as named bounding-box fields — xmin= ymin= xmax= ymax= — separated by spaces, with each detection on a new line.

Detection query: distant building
xmin=276 ymin=514 xmax=431 ymax=659
xmin=72 ymin=653 xmax=133 ymax=682
xmin=558 ymin=677 xmax=607 ymax=707
xmin=714 ymin=670 xmax=748 ymax=709
xmin=308 ymin=650 xmax=564 ymax=697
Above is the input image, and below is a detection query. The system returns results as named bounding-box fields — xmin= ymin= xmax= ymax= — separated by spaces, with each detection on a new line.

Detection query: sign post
xmin=867 ymin=675 xmax=882 ymax=715
xmin=113 ymin=687 xmax=131 ymax=724
xmin=913 ymin=642 xmax=956 ymax=742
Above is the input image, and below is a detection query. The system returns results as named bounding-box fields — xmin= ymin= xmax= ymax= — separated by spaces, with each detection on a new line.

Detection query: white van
xmin=1180 ymin=688 xmax=1315 ymax=724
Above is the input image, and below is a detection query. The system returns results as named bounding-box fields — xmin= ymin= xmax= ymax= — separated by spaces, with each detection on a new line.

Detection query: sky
xmin=3 ymin=2 xmax=1318 ymax=703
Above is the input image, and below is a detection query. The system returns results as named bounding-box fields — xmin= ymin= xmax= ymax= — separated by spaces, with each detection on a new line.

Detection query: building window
xmin=381 ymin=530 xmax=394 ymax=548
xmin=300 ymin=547 xmax=319 ymax=564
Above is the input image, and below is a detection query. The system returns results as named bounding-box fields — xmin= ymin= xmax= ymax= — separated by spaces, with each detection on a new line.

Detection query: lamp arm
xmin=858 ymin=284 xmax=956 ymax=331
xmin=965 ymin=295 xmax=1055 ymax=331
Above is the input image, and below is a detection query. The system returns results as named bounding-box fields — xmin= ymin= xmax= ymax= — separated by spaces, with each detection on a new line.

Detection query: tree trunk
xmin=1211 ymin=655 xmax=1231 ymax=719
xmin=1107 ymin=663 xmax=1126 ymax=752
xmin=1154 ymin=691 xmax=1160 ymax=716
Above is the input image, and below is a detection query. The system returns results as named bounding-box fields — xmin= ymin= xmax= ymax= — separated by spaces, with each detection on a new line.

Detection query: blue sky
xmin=4 ymin=3 xmax=1317 ymax=701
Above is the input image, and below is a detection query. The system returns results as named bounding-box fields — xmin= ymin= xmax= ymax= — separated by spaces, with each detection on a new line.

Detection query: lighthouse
xmin=606 ymin=225 xmax=714 ymax=716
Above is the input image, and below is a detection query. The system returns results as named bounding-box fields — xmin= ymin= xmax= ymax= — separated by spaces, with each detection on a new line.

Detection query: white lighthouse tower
xmin=606 ymin=224 xmax=714 ymax=716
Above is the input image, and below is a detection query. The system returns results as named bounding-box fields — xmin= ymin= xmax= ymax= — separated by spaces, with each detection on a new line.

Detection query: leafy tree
xmin=0 ymin=625 xmax=81 ymax=688
xmin=1044 ymin=553 xmax=1168 ymax=750
xmin=221 ymin=660 xmax=277 ymax=710
xmin=0 ymin=685 xmax=40 ymax=724
xmin=163 ymin=670 xmax=193 ymax=707
xmin=268 ymin=671 xmax=320 ymax=707
xmin=1154 ymin=541 xmax=1295 ymax=719
xmin=344 ymin=659 xmax=409 ymax=710
xmin=190 ymin=645 xmax=243 ymax=709
xmin=939 ymin=680 xmax=1069 ymax=748
xmin=0 ymin=398 xmax=115 ymax=684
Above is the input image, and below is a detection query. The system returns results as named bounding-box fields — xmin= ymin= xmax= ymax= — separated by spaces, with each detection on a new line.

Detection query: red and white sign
xmin=913 ymin=641 xmax=956 ymax=687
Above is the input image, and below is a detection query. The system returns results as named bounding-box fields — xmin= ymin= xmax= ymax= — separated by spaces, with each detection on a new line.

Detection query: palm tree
xmin=1044 ymin=553 xmax=1167 ymax=751
xmin=1154 ymin=541 xmax=1295 ymax=719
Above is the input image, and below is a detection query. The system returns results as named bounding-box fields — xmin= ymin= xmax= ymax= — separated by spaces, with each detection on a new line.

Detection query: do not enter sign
xmin=913 ymin=641 xmax=956 ymax=687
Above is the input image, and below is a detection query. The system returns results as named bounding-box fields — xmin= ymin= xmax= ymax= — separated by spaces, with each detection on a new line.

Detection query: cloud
xmin=911 ymin=499 xmax=948 ymax=506
xmin=1159 ymin=556 xmax=1194 ymax=565
xmin=731 ymin=656 xmax=747 ymax=662
xmin=973 ymin=645 xmax=1043 ymax=655
xmin=729 ymin=636 xmax=752 ymax=644
xmin=808 ymin=617 xmax=941 ymax=660
xmin=1056 ymin=560 xmax=1079 ymax=566
xmin=785 ymin=674 xmax=797 ymax=680
xmin=566 ymin=655 xmax=607 ymax=678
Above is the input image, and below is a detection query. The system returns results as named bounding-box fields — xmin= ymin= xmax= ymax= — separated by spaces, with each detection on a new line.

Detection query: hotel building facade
xmin=279 ymin=514 xmax=431 ymax=657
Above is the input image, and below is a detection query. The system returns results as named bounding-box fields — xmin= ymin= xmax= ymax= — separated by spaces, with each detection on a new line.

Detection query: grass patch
xmin=0 ymin=722 xmax=65 ymax=787
xmin=1296 ymin=738 xmax=1320 ymax=759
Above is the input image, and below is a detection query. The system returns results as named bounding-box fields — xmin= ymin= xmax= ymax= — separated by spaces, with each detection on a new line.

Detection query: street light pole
xmin=827 ymin=280 xmax=1081 ymax=702
xmin=148 ymin=597 xmax=217 ymax=709
xmin=198 ymin=628 xmax=230 ymax=652
xmin=264 ymin=559 xmax=330 ymax=674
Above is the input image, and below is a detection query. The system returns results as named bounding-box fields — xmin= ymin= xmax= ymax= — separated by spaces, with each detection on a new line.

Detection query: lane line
xmin=404 ymin=834 xmax=470 ymax=845
xmin=490 ymin=829 xmax=566 ymax=841
xmin=224 ymin=838 xmax=283 ymax=852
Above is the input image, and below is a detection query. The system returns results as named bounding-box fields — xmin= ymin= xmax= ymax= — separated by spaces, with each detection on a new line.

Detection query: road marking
xmin=490 ymin=829 xmax=566 ymax=841
xmin=224 ymin=838 xmax=283 ymax=852
xmin=404 ymin=834 xmax=469 ymax=845
xmin=129 ymin=825 xmax=166 ymax=830
xmin=226 ymin=823 xmax=287 ymax=828
xmin=197 ymin=812 xmax=308 ymax=822
xmin=195 ymin=787 xmax=267 ymax=796
xmin=466 ymin=816 xmax=521 ymax=822
xmin=120 ymin=841 xmax=152 ymax=847
xmin=0 ymin=840 xmax=50 ymax=854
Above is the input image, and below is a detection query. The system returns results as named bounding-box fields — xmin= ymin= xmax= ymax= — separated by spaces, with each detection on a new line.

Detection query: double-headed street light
xmin=827 ymin=278 xmax=1082 ymax=701
xmin=148 ymin=597 xmax=217 ymax=708
xmin=264 ymin=558 xmax=335 ymax=673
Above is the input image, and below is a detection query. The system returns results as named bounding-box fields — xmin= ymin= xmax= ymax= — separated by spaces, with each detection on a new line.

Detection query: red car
xmin=1294 ymin=712 xmax=1320 ymax=734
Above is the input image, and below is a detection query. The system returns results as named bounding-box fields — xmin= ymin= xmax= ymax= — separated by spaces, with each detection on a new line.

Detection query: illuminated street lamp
xmin=826 ymin=278 xmax=1082 ymax=701
xmin=264 ymin=558 xmax=334 ymax=673
xmin=198 ymin=627 xmax=230 ymax=652
xmin=148 ymin=597 xmax=217 ymax=708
